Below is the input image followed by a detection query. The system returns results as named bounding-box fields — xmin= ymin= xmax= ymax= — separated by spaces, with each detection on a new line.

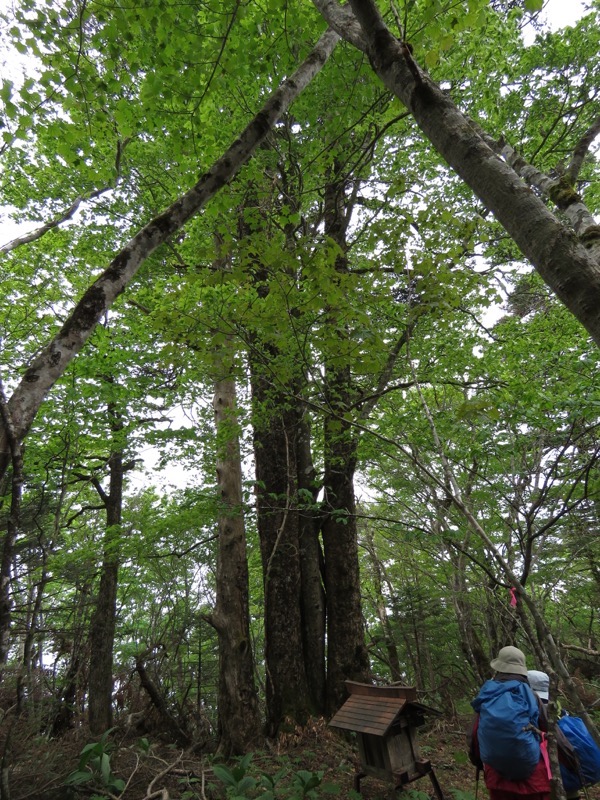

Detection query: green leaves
xmin=212 ymin=754 xmax=257 ymax=797
xmin=416 ymin=0 xmax=491 ymax=70
xmin=65 ymin=729 xmax=126 ymax=795
xmin=1 ymin=0 xmax=598 ymax=763
xmin=210 ymin=755 xmax=337 ymax=799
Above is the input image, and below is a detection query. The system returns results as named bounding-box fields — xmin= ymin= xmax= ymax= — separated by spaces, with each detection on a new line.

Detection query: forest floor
xmin=5 ymin=713 xmax=600 ymax=800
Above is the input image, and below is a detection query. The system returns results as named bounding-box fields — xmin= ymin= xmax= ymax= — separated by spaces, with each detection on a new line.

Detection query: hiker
xmin=527 ymin=669 xmax=578 ymax=799
xmin=528 ymin=669 xmax=600 ymax=798
xmin=527 ymin=671 xmax=550 ymax=704
xmin=469 ymin=646 xmax=552 ymax=800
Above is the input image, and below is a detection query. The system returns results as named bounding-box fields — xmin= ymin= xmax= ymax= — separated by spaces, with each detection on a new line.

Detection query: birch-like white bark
xmin=314 ymin=0 xmax=600 ymax=345
xmin=498 ymin=140 xmax=600 ymax=264
xmin=0 ymin=28 xmax=340 ymax=477
xmin=468 ymin=121 xmax=600 ymax=264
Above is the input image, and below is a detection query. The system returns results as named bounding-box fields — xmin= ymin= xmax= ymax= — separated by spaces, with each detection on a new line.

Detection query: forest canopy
xmin=0 ymin=0 xmax=598 ymax=783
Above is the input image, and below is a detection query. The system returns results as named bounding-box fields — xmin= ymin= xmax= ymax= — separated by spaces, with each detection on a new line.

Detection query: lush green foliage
xmin=0 ymin=0 xmax=598 ymax=764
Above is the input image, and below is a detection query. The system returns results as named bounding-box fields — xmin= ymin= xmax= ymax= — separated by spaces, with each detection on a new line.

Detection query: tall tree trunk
xmin=16 ymin=557 xmax=48 ymax=719
xmin=450 ymin=555 xmax=489 ymax=684
xmin=209 ymin=373 xmax=262 ymax=755
xmin=321 ymin=422 xmax=370 ymax=714
xmin=0 ymin=385 xmax=23 ymax=672
xmin=88 ymin=406 xmax=124 ymax=734
xmin=50 ymin=582 xmax=90 ymax=737
xmin=239 ymin=199 xmax=317 ymax=732
xmin=362 ymin=525 xmax=403 ymax=682
xmin=321 ymin=164 xmax=370 ymax=716
xmin=438 ymin=518 xmax=489 ymax=684
xmin=297 ymin=416 xmax=326 ymax=713
xmin=250 ymin=361 xmax=313 ymax=735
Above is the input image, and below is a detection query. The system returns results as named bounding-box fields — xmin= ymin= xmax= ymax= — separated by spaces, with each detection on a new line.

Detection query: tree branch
xmin=560 ymin=643 xmax=600 ymax=657
xmin=0 ymin=138 xmax=130 ymax=254
xmin=479 ymin=129 xmax=600 ymax=263
xmin=567 ymin=113 xmax=600 ymax=183
xmin=0 ymin=28 xmax=340 ymax=481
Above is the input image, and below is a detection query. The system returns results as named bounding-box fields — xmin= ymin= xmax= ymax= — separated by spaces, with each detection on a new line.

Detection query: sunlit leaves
xmin=0 ymin=0 xmax=598 ymax=720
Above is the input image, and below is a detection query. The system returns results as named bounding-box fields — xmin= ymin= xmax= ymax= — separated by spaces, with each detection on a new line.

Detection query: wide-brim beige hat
xmin=490 ymin=645 xmax=528 ymax=676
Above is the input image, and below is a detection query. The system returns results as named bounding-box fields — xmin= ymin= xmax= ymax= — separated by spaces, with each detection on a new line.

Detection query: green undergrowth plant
xmin=210 ymin=752 xmax=345 ymax=799
xmin=449 ymin=789 xmax=477 ymax=800
xmin=64 ymin=727 xmax=125 ymax=797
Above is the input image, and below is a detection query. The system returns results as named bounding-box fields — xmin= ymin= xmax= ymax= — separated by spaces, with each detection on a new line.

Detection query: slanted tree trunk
xmin=313 ymin=0 xmax=600 ymax=347
xmin=0 ymin=29 xmax=340 ymax=482
xmin=135 ymin=648 xmax=192 ymax=747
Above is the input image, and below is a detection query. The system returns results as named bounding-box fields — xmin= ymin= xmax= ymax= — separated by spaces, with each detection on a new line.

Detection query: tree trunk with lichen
xmin=88 ymin=421 xmax=124 ymax=735
xmin=313 ymin=0 xmax=600 ymax=346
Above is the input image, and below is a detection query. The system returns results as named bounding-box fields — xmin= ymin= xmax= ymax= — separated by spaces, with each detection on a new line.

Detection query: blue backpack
xmin=558 ymin=715 xmax=600 ymax=790
xmin=472 ymin=679 xmax=541 ymax=781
